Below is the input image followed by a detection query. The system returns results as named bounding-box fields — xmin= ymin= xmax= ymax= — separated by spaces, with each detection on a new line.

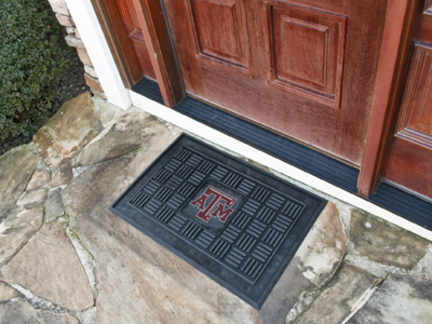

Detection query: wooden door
xmin=383 ymin=3 xmax=432 ymax=198
xmin=161 ymin=0 xmax=389 ymax=165
xmin=116 ymin=0 xmax=156 ymax=79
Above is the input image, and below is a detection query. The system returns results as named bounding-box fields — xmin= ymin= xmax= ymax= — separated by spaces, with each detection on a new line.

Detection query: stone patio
xmin=1 ymin=92 xmax=431 ymax=324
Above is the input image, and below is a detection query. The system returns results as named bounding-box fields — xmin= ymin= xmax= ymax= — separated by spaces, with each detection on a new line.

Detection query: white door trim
xmin=65 ymin=0 xmax=132 ymax=109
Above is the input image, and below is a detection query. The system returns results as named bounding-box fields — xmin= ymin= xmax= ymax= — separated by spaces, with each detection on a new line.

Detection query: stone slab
xmin=349 ymin=274 xmax=432 ymax=324
xmin=147 ymin=132 xmax=182 ymax=152
xmin=56 ymin=14 xmax=74 ymax=27
xmin=0 ymin=282 xmax=22 ymax=303
xmin=51 ymin=162 xmax=73 ymax=188
xmin=411 ymin=247 xmax=432 ymax=281
xmin=84 ymin=73 xmax=103 ymax=92
xmin=33 ymin=92 xmax=103 ymax=170
xmin=92 ymin=96 xmax=122 ymax=127
xmin=0 ymin=204 xmax=43 ymax=268
xmin=45 ymin=189 xmax=65 ymax=222
xmin=48 ymin=0 xmax=69 ymax=16
xmin=289 ymin=263 xmax=380 ymax=324
xmin=26 ymin=169 xmax=52 ymax=191
xmin=65 ymin=35 xmax=84 ymax=48
xmin=0 ymin=299 xmax=78 ymax=324
xmin=350 ymin=210 xmax=430 ymax=270
xmin=74 ymin=28 xmax=81 ymax=39
xmin=90 ymin=87 xmax=108 ymax=100
xmin=0 ymin=145 xmax=40 ymax=218
xmin=85 ymin=65 xmax=98 ymax=79
xmin=260 ymin=202 xmax=347 ymax=323
xmin=294 ymin=202 xmax=348 ymax=287
xmin=76 ymin=48 xmax=92 ymax=67
xmin=0 ymin=220 xmax=94 ymax=311
xmin=17 ymin=188 xmax=48 ymax=206
xmin=75 ymin=111 xmax=170 ymax=167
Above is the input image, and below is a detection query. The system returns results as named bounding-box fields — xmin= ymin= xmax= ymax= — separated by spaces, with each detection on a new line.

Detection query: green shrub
xmin=0 ymin=0 xmax=69 ymax=145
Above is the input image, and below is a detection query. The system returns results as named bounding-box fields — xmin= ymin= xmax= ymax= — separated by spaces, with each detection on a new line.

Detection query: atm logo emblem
xmin=190 ymin=186 xmax=236 ymax=223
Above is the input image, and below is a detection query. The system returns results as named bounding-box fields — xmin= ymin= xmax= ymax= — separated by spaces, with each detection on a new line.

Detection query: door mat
xmin=110 ymin=134 xmax=327 ymax=309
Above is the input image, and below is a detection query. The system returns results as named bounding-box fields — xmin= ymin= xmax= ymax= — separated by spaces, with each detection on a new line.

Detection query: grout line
xmin=7 ymin=282 xmax=96 ymax=324
xmin=130 ymin=91 xmax=432 ymax=242
xmin=340 ymin=281 xmax=382 ymax=324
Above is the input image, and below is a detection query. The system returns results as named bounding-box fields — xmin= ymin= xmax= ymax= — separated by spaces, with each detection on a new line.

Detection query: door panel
xmin=402 ymin=44 xmax=432 ymax=137
xmin=163 ymin=0 xmax=389 ymax=164
xmin=384 ymin=6 xmax=432 ymax=198
xmin=188 ymin=0 xmax=252 ymax=74
xmin=116 ymin=0 xmax=156 ymax=79
xmin=268 ymin=2 xmax=346 ymax=108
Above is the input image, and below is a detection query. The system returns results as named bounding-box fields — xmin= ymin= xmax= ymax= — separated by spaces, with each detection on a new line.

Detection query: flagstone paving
xmin=0 ymin=144 xmax=40 ymax=218
xmin=45 ymin=189 xmax=65 ymax=222
xmin=0 ymin=92 xmax=431 ymax=323
xmin=349 ymin=210 xmax=430 ymax=270
xmin=32 ymin=92 xmax=103 ymax=171
xmin=0 ymin=299 xmax=78 ymax=324
xmin=26 ymin=169 xmax=52 ymax=191
xmin=51 ymin=162 xmax=73 ymax=188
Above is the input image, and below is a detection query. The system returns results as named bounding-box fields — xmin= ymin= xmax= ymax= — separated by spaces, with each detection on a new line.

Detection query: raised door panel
xmin=396 ymin=43 xmax=432 ymax=148
xmin=188 ymin=0 xmax=252 ymax=74
xmin=116 ymin=0 xmax=156 ymax=78
xmin=268 ymin=1 xmax=347 ymax=108
xmin=384 ymin=141 xmax=432 ymax=196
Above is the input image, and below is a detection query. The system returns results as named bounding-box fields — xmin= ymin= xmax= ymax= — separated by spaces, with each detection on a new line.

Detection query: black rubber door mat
xmin=110 ymin=134 xmax=327 ymax=309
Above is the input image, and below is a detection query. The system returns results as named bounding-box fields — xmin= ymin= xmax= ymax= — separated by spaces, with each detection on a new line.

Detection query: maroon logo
xmin=190 ymin=186 xmax=236 ymax=223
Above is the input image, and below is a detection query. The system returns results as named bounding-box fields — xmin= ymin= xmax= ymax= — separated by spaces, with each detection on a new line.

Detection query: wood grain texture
xmin=116 ymin=0 xmax=156 ymax=79
xmin=416 ymin=14 xmax=432 ymax=43
xmin=91 ymin=0 xmax=143 ymax=88
xmin=384 ymin=138 xmax=432 ymax=198
xmin=187 ymin=0 xmax=252 ymax=74
xmin=357 ymin=0 xmax=421 ymax=197
xmin=396 ymin=43 xmax=432 ymax=137
xmin=396 ymin=128 xmax=432 ymax=150
xmin=376 ymin=0 xmax=432 ymax=200
xmin=163 ymin=0 xmax=389 ymax=164
xmin=133 ymin=0 xmax=185 ymax=107
xmin=268 ymin=1 xmax=346 ymax=108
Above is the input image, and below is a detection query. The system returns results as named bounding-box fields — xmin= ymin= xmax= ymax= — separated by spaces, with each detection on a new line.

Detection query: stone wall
xmin=47 ymin=0 xmax=107 ymax=100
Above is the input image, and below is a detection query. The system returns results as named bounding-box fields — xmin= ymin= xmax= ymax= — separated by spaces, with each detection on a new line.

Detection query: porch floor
xmin=0 ymin=92 xmax=431 ymax=324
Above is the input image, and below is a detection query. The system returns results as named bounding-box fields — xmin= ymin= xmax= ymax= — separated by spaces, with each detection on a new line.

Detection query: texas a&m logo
xmin=190 ymin=186 xmax=236 ymax=223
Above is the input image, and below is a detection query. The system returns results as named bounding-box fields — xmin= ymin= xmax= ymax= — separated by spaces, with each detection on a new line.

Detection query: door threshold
xmin=130 ymin=78 xmax=432 ymax=240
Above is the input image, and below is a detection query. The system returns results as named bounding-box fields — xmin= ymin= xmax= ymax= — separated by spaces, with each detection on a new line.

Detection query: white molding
xmin=65 ymin=0 xmax=131 ymax=109
xmin=131 ymin=90 xmax=432 ymax=242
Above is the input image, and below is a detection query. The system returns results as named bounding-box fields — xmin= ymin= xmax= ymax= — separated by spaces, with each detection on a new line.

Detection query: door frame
xmin=92 ymin=0 xmax=421 ymax=197
xmin=91 ymin=0 xmax=143 ymax=88
xmin=358 ymin=0 xmax=422 ymax=197
xmin=91 ymin=0 xmax=184 ymax=107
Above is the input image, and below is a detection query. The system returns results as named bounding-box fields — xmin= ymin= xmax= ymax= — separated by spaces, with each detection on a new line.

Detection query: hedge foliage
xmin=0 ymin=0 xmax=69 ymax=145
